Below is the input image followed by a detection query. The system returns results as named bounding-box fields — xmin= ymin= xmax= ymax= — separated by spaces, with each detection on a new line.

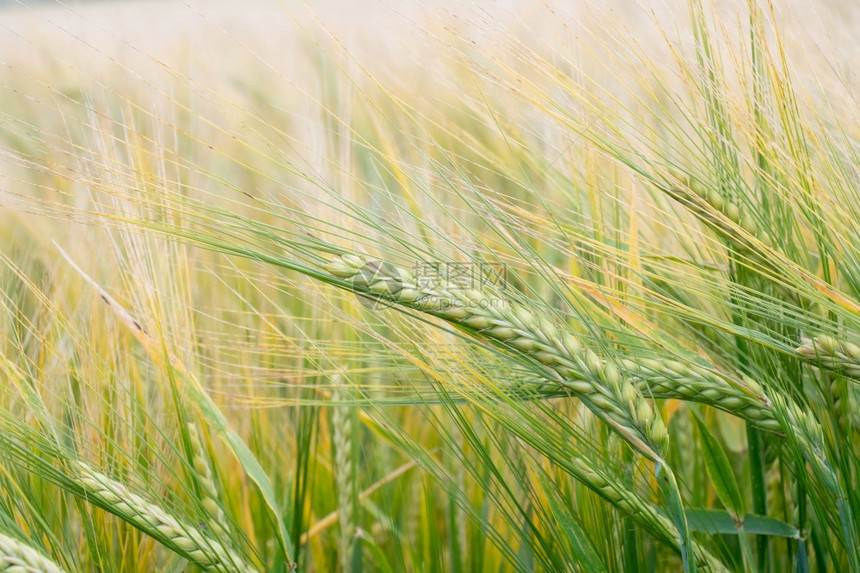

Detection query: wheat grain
xmin=620 ymin=358 xmax=782 ymax=432
xmin=0 ymin=533 xmax=65 ymax=573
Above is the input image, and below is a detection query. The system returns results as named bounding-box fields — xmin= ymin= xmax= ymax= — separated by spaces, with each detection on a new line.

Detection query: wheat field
xmin=1 ymin=0 xmax=859 ymax=571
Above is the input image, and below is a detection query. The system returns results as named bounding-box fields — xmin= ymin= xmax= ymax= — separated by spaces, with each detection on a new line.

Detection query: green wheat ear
xmin=665 ymin=170 xmax=773 ymax=249
xmin=0 ymin=533 xmax=65 ymax=573
xmin=325 ymin=254 xmax=669 ymax=461
xmin=326 ymin=253 xmax=788 ymax=433
xmin=74 ymin=462 xmax=259 ymax=573
xmin=186 ymin=423 xmax=229 ymax=537
xmin=797 ymin=335 xmax=860 ymax=379
xmin=330 ymin=373 xmax=357 ymax=573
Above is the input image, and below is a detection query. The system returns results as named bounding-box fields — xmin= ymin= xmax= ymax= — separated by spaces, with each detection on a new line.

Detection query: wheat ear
xmin=514 ymin=358 xmax=779 ymax=434
xmin=796 ymin=335 xmax=860 ymax=379
xmin=324 ymin=255 xmax=787 ymax=453
xmin=665 ymin=171 xmax=773 ymax=249
xmin=624 ymin=357 xmax=841 ymax=510
xmin=620 ymin=358 xmax=781 ymax=432
xmin=324 ymin=255 xmax=668 ymax=461
xmin=0 ymin=533 xmax=65 ymax=573
xmin=567 ymin=458 xmax=726 ymax=572
xmin=331 ymin=374 xmax=356 ymax=572
xmin=186 ymin=423 xmax=229 ymax=537
xmin=74 ymin=461 xmax=258 ymax=573
xmin=324 ymin=255 xmax=843 ymax=448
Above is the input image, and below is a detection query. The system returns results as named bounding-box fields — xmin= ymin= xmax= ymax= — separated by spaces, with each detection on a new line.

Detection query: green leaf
xmin=356 ymin=533 xmax=394 ymax=573
xmin=690 ymin=407 xmax=745 ymax=521
xmin=176 ymin=362 xmax=294 ymax=565
xmin=685 ymin=509 xmax=800 ymax=539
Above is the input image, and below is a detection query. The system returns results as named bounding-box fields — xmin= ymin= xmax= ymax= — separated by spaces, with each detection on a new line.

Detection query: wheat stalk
xmin=0 ymin=533 xmax=65 ymax=573
xmin=73 ymin=461 xmax=258 ymax=573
